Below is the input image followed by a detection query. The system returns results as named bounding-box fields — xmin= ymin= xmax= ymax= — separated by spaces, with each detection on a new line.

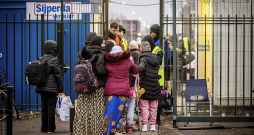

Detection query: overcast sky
xmin=108 ymin=0 xmax=160 ymax=33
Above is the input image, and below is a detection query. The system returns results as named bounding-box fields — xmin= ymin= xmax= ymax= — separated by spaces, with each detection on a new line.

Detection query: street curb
xmin=178 ymin=126 xmax=224 ymax=130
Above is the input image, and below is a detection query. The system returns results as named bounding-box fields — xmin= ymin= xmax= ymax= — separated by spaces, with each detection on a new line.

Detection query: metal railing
xmin=0 ymin=86 xmax=14 ymax=135
xmin=0 ymin=0 xmax=108 ymax=111
xmin=162 ymin=0 xmax=254 ymax=128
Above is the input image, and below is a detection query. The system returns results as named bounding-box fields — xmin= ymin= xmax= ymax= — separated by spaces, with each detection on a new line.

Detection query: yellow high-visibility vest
xmin=122 ymin=38 xmax=129 ymax=50
xmin=152 ymin=46 xmax=164 ymax=87
xmin=183 ymin=37 xmax=189 ymax=51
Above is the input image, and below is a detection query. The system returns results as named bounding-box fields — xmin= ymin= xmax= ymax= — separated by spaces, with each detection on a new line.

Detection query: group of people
xmin=36 ymin=20 xmax=193 ymax=135
xmin=71 ymin=22 xmax=167 ymax=135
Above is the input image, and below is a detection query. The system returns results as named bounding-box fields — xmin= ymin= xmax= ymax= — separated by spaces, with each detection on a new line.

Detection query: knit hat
xmin=119 ymin=25 xmax=126 ymax=34
xmin=150 ymin=24 xmax=160 ymax=36
xmin=104 ymin=40 xmax=115 ymax=53
xmin=89 ymin=36 xmax=104 ymax=46
xmin=110 ymin=46 xmax=123 ymax=54
xmin=142 ymin=35 xmax=156 ymax=51
xmin=85 ymin=32 xmax=97 ymax=46
xmin=140 ymin=41 xmax=151 ymax=53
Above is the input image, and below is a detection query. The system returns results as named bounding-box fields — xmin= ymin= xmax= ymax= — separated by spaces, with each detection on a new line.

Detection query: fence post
xmin=160 ymin=0 xmax=164 ymax=91
xmin=5 ymin=14 xmax=8 ymax=78
xmin=41 ymin=14 xmax=45 ymax=56
xmin=58 ymin=0 xmax=64 ymax=77
xmin=7 ymin=86 xmax=13 ymax=135
xmin=172 ymin=0 xmax=177 ymax=128
xmin=104 ymin=0 xmax=109 ymax=39
xmin=57 ymin=23 xmax=64 ymax=77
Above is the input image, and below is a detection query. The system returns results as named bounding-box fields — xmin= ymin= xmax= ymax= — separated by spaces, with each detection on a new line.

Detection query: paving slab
xmin=12 ymin=117 xmax=159 ymax=135
xmin=10 ymin=114 xmax=254 ymax=135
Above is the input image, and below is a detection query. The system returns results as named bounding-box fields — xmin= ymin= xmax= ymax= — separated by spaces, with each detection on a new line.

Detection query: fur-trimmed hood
xmin=104 ymin=50 xmax=131 ymax=62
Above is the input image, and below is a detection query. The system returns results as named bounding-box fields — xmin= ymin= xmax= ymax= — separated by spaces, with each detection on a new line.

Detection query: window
xmin=132 ymin=24 xmax=136 ymax=31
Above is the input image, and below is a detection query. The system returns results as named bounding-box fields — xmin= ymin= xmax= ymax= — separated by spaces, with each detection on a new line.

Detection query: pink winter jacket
xmin=104 ymin=51 xmax=139 ymax=97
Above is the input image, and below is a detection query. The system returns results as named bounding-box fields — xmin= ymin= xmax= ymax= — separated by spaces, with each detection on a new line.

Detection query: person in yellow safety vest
xmin=149 ymin=24 xmax=172 ymax=125
xmin=119 ymin=25 xmax=129 ymax=50
xmin=152 ymin=46 xmax=164 ymax=86
xmin=149 ymin=24 xmax=171 ymax=88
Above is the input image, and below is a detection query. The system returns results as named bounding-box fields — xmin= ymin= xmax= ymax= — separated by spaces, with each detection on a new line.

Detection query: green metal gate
xmin=161 ymin=0 xmax=254 ymax=128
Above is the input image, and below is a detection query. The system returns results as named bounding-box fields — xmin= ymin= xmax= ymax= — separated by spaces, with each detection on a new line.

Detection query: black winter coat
xmin=76 ymin=51 xmax=83 ymax=65
xmin=35 ymin=42 xmax=64 ymax=95
xmin=84 ymin=45 xmax=107 ymax=88
xmin=138 ymin=52 xmax=161 ymax=100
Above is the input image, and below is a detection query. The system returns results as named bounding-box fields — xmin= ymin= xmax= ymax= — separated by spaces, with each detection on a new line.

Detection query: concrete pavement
xmin=11 ymin=114 xmax=254 ymax=135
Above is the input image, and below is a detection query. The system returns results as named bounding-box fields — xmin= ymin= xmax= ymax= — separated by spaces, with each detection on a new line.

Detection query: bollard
xmin=70 ymin=106 xmax=75 ymax=132
xmin=6 ymin=86 xmax=13 ymax=135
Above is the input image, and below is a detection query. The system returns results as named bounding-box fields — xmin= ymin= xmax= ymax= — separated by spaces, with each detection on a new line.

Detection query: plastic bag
xmin=55 ymin=94 xmax=73 ymax=121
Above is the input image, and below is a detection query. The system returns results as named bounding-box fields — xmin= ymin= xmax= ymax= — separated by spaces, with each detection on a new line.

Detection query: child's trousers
xmin=126 ymin=98 xmax=136 ymax=126
xmin=139 ymin=99 xmax=159 ymax=125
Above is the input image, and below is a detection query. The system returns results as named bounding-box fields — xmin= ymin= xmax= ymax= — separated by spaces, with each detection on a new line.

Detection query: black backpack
xmin=158 ymin=90 xmax=172 ymax=108
xmin=73 ymin=60 xmax=99 ymax=94
xmin=25 ymin=56 xmax=54 ymax=86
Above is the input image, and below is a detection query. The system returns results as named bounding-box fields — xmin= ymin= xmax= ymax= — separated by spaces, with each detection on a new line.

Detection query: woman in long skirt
xmin=103 ymin=46 xmax=139 ymax=135
xmin=73 ymin=36 xmax=107 ymax=135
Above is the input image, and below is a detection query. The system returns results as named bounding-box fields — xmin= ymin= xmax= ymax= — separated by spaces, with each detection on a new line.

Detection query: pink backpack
xmin=74 ymin=60 xmax=99 ymax=94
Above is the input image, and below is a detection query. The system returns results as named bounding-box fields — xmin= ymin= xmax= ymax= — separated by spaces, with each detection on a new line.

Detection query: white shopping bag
xmin=55 ymin=94 xmax=73 ymax=121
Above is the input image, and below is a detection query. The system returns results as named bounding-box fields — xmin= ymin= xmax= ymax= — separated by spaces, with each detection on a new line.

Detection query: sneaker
xmin=123 ymin=126 xmax=126 ymax=134
xmin=126 ymin=125 xmax=132 ymax=133
xmin=132 ymin=124 xmax=138 ymax=131
xmin=141 ymin=124 xmax=148 ymax=132
xmin=150 ymin=125 xmax=156 ymax=132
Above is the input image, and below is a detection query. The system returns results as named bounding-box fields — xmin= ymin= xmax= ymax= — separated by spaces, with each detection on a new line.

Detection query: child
xmin=137 ymin=35 xmax=161 ymax=132
xmin=123 ymin=40 xmax=142 ymax=133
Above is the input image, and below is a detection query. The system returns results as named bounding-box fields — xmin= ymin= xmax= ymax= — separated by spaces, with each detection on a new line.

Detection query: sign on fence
xmin=26 ymin=2 xmax=92 ymax=20
xmin=198 ymin=45 xmax=210 ymax=51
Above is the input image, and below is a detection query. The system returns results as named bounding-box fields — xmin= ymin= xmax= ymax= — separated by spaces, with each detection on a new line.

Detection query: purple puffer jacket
xmin=104 ymin=51 xmax=139 ymax=97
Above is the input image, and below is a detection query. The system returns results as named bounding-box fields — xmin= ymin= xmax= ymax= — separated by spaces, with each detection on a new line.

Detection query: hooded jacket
xmin=81 ymin=36 xmax=107 ymax=88
xmin=104 ymin=47 xmax=139 ymax=97
xmin=35 ymin=40 xmax=64 ymax=95
xmin=138 ymin=41 xmax=161 ymax=100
